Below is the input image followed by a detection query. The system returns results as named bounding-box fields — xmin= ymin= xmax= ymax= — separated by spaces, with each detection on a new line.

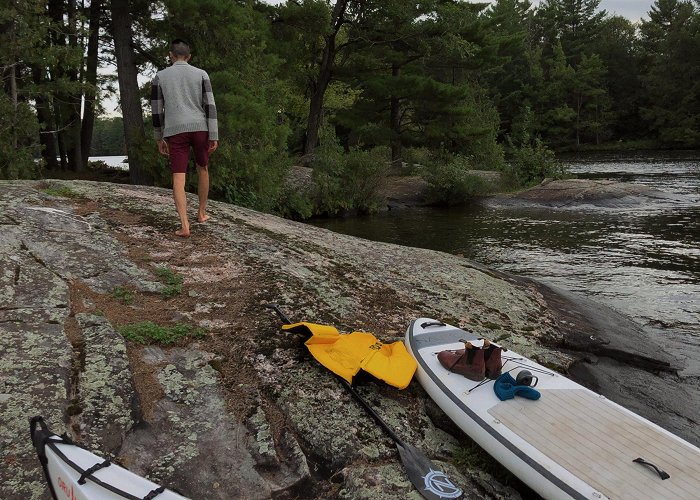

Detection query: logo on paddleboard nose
xmin=423 ymin=469 xmax=462 ymax=498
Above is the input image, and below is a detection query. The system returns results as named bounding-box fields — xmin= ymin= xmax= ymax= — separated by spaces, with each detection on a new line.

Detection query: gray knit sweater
xmin=151 ymin=61 xmax=218 ymax=141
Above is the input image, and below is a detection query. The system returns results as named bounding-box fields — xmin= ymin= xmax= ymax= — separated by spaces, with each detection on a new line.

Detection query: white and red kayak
xmin=405 ymin=319 xmax=700 ymax=500
xmin=30 ymin=417 xmax=187 ymax=500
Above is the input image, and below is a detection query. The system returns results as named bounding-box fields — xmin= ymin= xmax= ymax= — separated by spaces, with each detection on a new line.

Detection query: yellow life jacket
xmin=281 ymin=322 xmax=417 ymax=389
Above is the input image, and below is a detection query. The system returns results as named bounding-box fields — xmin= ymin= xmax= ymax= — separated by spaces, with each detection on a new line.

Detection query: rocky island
xmin=1 ymin=179 xmax=696 ymax=499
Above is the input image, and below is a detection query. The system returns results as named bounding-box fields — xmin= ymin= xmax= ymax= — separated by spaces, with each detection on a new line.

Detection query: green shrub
xmin=155 ymin=267 xmax=183 ymax=298
xmin=343 ymin=147 xmax=388 ymax=212
xmin=128 ymin=131 xmax=170 ymax=187
xmin=502 ymin=105 xmax=567 ymax=188
xmin=402 ymin=147 xmax=434 ymax=174
xmin=119 ymin=321 xmax=205 ymax=345
xmin=422 ymin=154 xmax=489 ymax=205
xmin=312 ymin=126 xmax=388 ymax=215
xmin=112 ymin=286 xmax=134 ymax=305
xmin=275 ymin=188 xmax=314 ymax=220
xmin=502 ymin=138 xmax=566 ymax=188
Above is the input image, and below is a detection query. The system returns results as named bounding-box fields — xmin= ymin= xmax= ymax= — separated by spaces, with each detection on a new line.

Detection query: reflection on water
xmin=309 ymin=152 xmax=700 ymax=361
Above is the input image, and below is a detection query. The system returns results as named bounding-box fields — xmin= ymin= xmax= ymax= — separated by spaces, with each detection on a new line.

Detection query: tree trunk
xmin=81 ymin=0 xmax=102 ymax=166
xmin=10 ymin=67 xmax=18 ymax=150
xmin=111 ymin=0 xmax=152 ymax=185
xmin=390 ymin=63 xmax=402 ymax=167
xmin=303 ymin=0 xmax=348 ymax=165
xmin=33 ymin=67 xmax=60 ymax=170
xmin=48 ymin=0 xmax=69 ymax=169
xmin=65 ymin=0 xmax=84 ymax=172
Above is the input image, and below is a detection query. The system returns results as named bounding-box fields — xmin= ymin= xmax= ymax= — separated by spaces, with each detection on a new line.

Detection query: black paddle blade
xmin=396 ymin=441 xmax=463 ymax=499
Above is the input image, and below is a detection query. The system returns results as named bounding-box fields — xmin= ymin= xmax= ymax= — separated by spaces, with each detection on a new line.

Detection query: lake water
xmin=309 ymin=151 xmax=700 ymax=375
xmin=90 ymin=156 xmax=128 ymax=170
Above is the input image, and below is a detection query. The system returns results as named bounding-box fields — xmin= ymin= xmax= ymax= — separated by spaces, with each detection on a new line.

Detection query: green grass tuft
xmin=41 ymin=185 xmax=80 ymax=198
xmin=155 ymin=266 xmax=184 ymax=298
xmin=112 ymin=286 xmax=134 ymax=305
xmin=118 ymin=321 xmax=205 ymax=345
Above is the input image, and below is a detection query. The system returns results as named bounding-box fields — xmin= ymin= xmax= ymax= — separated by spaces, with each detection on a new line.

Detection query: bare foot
xmin=175 ymin=228 xmax=190 ymax=238
xmin=197 ymin=214 xmax=210 ymax=223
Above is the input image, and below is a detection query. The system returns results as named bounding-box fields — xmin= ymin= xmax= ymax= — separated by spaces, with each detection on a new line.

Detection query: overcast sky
xmin=535 ymin=0 xmax=654 ymax=20
xmin=263 ymin=0 xmax=654 ymax=21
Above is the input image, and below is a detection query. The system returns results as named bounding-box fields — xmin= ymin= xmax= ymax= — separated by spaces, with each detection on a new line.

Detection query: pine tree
xmin=572 ymin=54 xmax=610 ymax=145
xmin=484 ymin=0 xmax=535 ymax=136
xmin=336 ymin=0 xmax=503 ymax=168
xmin=593 ymin=15 xmax=643 ymax=139
xmin=541 ymin=41 xmax=577 ymax=145
xmin=271 ymin=0 xmax=351 ymax=162
xmin=639 ymin=0 xmax=700 ymax=146
xmin=111 ymin=0 xmax=152 ymax=184
xmin=0 ymin=0 xmax=82 ymax=179
xmin=536 ymin=0 xmax=607 ymax=64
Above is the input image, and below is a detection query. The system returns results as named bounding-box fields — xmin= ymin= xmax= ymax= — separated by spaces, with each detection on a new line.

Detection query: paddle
xmin=265 ymin=303 xmax=464 ymax=500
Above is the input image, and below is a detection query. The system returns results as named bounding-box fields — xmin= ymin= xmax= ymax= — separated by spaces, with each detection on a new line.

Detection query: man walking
xmin=151 ymin=39 xmax=218 ymax=237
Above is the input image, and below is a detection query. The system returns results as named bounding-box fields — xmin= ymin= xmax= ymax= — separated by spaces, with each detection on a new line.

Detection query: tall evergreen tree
xmin=1 ymin=0 xmax=43 ymax=178
xmin=272 ymin=0 xmax=351 ymax=162
xmin=572 ymin=53 xmax=610 ymax=145
xmin=337 ymin=0 xmax=503 ymax=167
xmin=484 ymin=0 xmax=536 ymax=136
xmin=536 ymin=0 xmax=607 ymax=64
xmin=81 ymin=0 xmax=103 ymax=168
xmin=338 ymin=0 xmax=437 ymax=165
xmin=540 ymin=41 xmax=577 ymax=144
xmin=111 ymin=0 xmax=152 ymax=185
xmin=1 ymin=0 xmax=82 ymax=178
xmin=45 ymin=0 xmax=86 ymax=172
xmin=639 ymin=0 xmax=700 ymax=146
xmin=593 ymin=15 xmax=643 ymax=139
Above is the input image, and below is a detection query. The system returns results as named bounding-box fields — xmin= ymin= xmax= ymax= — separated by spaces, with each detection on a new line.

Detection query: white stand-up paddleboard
xmin=31 ymin=417 xmax=188 ymax=500
xmin=405 ymin=319 xmax=700 ymax=500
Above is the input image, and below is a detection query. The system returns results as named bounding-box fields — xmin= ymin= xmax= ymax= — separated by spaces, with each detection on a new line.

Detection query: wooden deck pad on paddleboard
xmin=490 ymin=389 xmax=700 ymax=500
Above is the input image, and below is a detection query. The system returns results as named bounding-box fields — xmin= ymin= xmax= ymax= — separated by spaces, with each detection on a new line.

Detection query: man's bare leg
xmin=172 ymin=173 xmax=190 ymax=237
xmin=196 ymin=164 xmax=210 ymax=223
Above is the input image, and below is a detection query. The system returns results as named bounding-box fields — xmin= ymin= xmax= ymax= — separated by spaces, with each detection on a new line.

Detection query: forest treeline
xmin=2 ymin=0 xmax=699 ymax=216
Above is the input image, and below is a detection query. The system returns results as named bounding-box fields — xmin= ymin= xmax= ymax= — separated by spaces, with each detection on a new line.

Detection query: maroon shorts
xmin=167 ymin=131 xmax=209 ymax=174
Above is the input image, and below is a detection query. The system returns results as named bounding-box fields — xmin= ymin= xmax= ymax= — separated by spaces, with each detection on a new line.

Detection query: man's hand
xmin=208 ymin=140 xmax=218 ymax=153
xmin=158 ymin=139 xmax=169 ymax=156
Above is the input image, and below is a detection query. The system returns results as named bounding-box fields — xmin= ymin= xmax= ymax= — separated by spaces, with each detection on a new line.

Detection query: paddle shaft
xmin=339 ymin=379 xmax=405 ymax=446
xmin=265 ymin=303 xmax=463 ymax=500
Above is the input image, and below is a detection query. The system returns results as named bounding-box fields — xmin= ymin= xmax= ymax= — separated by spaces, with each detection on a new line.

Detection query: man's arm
xmin=202 ymin=73 xmax=218 ymax=143
xmin=151 ymin=74 xmax=165 ymax=141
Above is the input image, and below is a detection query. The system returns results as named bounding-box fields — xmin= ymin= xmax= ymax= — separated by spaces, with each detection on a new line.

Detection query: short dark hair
xmin=170 ymin=39 xmax=191 ymax=57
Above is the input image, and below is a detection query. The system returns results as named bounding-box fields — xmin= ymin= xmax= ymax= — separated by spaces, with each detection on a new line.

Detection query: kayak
xmin=405 ymin=319 xmax=700 ymax=500
xmin=30 ymin=416 xmax=188 ymax=500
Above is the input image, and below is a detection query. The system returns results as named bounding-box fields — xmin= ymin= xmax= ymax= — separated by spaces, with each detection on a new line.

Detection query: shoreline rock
xmin=1 ymin=179 xmax=695 ymax=500
xmin=496 ymin=178 xmax=673 ymax=207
